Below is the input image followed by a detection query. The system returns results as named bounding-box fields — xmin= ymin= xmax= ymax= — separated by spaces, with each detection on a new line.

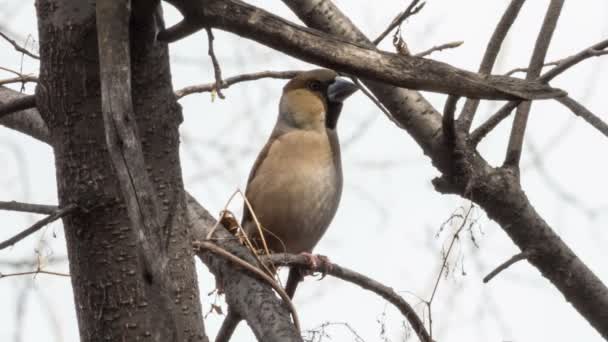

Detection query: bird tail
xmin=285 ymin=267 xmax=304 ymax=299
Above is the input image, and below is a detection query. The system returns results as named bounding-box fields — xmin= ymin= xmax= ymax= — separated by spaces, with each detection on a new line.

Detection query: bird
xmin=241 ymin=69 xmax=358 ymax=298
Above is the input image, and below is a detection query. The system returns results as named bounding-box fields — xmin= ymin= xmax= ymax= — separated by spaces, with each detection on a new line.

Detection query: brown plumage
xmin=242 ymin=69 xmax=358 ymax=297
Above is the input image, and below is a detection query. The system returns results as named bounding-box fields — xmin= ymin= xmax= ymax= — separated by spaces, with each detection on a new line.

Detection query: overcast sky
xmin=1 ymin=1 xmax=607 ymax=341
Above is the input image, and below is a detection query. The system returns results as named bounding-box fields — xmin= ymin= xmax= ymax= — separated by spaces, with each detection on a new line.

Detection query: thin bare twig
xmin=175 ymin=70 xmax=300 ymax=98
xmin=0 ymin=204 xmax=78 ymax=250
xmin=192 ymin=240 xmax=301 ymax=334
xmin=0 ymin=201 xmax=58 ymax=215
xmin=264 ymin=253 xmax=431 ymax=342
xmin=468 ymin=39 xmax=608 ymax=145
xmin=504 ymin=61 xmax=560 ymax=76
xmin=205 ymin=27 xmax=225 ymax=99
xmin=0 ymin=269 xmax=70 ymax=279
xmin=458 ymin=0 xmax=526 ymax=131
xmin=0 ymin=74 xmax=38 ymax=86
xmin=0 ymin=94 xmax=36 ymax=119
xmin=414 ymin=41 xmax=463 ymax=58
xmin=504 ymin=0 xmax=564 ymax=167
xmin=483 ymin=251 xmax=531 ymax=283
xmin=0 ymin=31 xmax=39 ymax=59
xmin=557 ymin=96 xmax=608 ymax=138
xmin=373 ymin=0 xmax=425 ymax=45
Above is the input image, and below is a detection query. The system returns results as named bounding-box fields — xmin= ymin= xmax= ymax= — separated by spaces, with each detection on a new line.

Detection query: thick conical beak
xmin=327 ymin=77 xmax=358 ymax=103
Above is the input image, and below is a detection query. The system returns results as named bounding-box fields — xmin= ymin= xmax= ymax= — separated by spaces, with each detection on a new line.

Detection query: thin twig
xmin=264 ymin=253 xmax=432 ymax=342
xmin=414 ymin=41 xmax=463 ymax=58
xmin=0 ymin=94 xmax=36 ymax=119
xmin=0 ymin=269 xmax=70 ymax=279
xmin=0 ymin=204 xmax=78 ymax=250
xmin=175 ymin=70 xmax=300 ymax=98
xmin=504 ymin=61 xmax=560 ymax=76
xmin=0 ymin=31 xmax=39 ymax=59
xmin=373 ymin=0 xmax=425 ymax=45
xmin=0 ymin=75 xmax=38 ymax=86
xmin=470 ymin=39 xmax=608 ymax=145
xmin=458 ymin=0 xmax=526 ymax=131
xmin=557 ymin=96 xmax=608 ymax=138
xmin=504 ymin=0 xmax=564 ymax=168
xmin=0 ymin=201 xmax=58 ymax=215
xmin=483 ymin=251 xmax=531 ymax=283
xmin=193 ymin=240 xmax=301 ymax=334
xmin=205 ymin=27 xmax=225 ymax=99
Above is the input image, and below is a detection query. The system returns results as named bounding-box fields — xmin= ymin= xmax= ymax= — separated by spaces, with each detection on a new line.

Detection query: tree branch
xmin=483 ymin=251 xmax=531 ymax=283
xmin=0 ymin=204 xmax=77 ymax=250
xmin=0 ymin=31 xmax=39 ymax=59
xmin=504 ymin=0 xmax=564 ymax=168
xmin=0 ymin=201 xmax=58 ymax=215
xmin=470 ymin=38 xmax=608 ymax=145
xmin=186 ymin=193 xmax=302 ymax=342
xmin=175 ymin=70 xmax=300 ymax=98
xmin=264 ymin=253 xmax=432 ymax=342
xmin=159 ymin=0 xmax=564 ymax=100
xmin=0 ymin=87 xmax=49 ymax=144
xmin=0 ymin=94 xmax=36 ymax=119
xmin=372 ymin=0 xmax=425 ymax=45
xmin=458 ymin=0 xmax=526 ymax=131
xmin=205 ymin=27 xmax=225 ymax=99
xmin=557 ymin=96 xmax=608 ymax=138
xmin=282 ymin=1 xmax=608 ymax=338
xmin=414 ymin=40 xmax=463 ymax=58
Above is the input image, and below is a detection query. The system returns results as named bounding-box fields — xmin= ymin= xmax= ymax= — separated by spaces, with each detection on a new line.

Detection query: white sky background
xmin=1 ymin=1 xmax=608 ymax=341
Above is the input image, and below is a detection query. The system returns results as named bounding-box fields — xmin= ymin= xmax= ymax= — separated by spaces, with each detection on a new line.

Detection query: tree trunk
xmin=34 ymin=1 xmax=206 ymax=340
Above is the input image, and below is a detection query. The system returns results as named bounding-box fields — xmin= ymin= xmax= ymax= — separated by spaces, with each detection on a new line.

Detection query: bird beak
xmin=327 ymin=77 xmax=359 ymax=103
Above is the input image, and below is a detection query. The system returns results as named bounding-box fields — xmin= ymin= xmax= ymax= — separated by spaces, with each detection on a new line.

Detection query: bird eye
xmin=307 ymin=80 xmax=322 ymax=91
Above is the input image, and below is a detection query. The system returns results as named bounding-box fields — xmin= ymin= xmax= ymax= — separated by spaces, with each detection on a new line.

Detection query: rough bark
xmin=282 ymin=0 xmax=608 ymax=338
xmin=160 ymin=0 xmax=564 ymax=101
xmin=34 ymin=1 xmax=206 ymax=341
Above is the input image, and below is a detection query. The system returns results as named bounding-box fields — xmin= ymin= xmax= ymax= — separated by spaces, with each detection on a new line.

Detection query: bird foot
xmin=300 ymin=252 xmax=332 ymax=278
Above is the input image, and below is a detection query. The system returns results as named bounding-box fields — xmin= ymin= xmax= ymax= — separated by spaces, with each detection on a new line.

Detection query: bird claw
xmin=300 ymin=252 xmax=333 ymax=279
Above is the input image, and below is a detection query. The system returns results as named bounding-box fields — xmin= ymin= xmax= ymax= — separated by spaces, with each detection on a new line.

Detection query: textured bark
xmin=283 ymin=0 xmax=608 ymax=338
xmin=187 ymin=194 xmax=302 ymax=342
xmin=161 ymin=0 xmax=564 ymax=101
xmin=34 ymin=1 xmax=206 ymax=341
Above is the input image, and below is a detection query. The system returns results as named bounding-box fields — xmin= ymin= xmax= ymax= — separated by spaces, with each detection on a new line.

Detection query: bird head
xmin=278 ymin=69 xmax=358 ymax=132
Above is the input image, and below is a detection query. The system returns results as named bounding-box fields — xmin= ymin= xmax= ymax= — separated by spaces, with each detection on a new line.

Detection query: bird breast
xmin=245 ymin=129 xmax=342 ymax=254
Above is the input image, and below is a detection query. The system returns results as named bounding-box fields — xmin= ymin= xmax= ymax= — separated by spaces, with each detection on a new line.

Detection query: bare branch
xmin=160 ymin=0 xmax=563 ymax=100
xmin=0 ymin=201 xmax=58 ymax=215
xmin=504 ymin=61 xmax=559 ymax=76
xmin=0 ymin=94 xmax=36 ymax=119
xmin=458 ymin=0 xmax=526 ymax=131
xmin=557 ymin=96 xmax=608 ymax=138
xmin=265 ymin=253 xmax=432 ymax=342
xmin=505 ymin=0 xmax=564 ymax=168
xmin=0 ymin=74 xmax=38 ymax=86
xmin=0 ymin=204 xmax=77 ymax=250
xmin=187 ymin=193 xmax=302 ymax=341
xmin=175 ymin=70 xmax=300 ymax=98
xmin=442 ymin=95 xmax=459 ymax=144
xmin=510 ymin=39 xmax=608 ymax=79
xmin=414 ymin=40 xmax=463 ymax=58
xmin=372 ymin=0 xmax=425 ymax=45
xmin=483 ymin=251 xmax=531 ymax=283
xmin=0 ymin=87 xmax=50 ymax=144
xmin=0 ymin=269 xmax=70 ymax=279
xmin=192 ymin=240 xmax=300 ymax=333
xmin=0 ymin=31 xmax=39 ymax=59
xmin=469 ymin=101 xmax=518 ymax=146
xmin=470 ymin=39 xmax=608 ymax=145
xmin=205 ymin=27 xmax=225 ymax=99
